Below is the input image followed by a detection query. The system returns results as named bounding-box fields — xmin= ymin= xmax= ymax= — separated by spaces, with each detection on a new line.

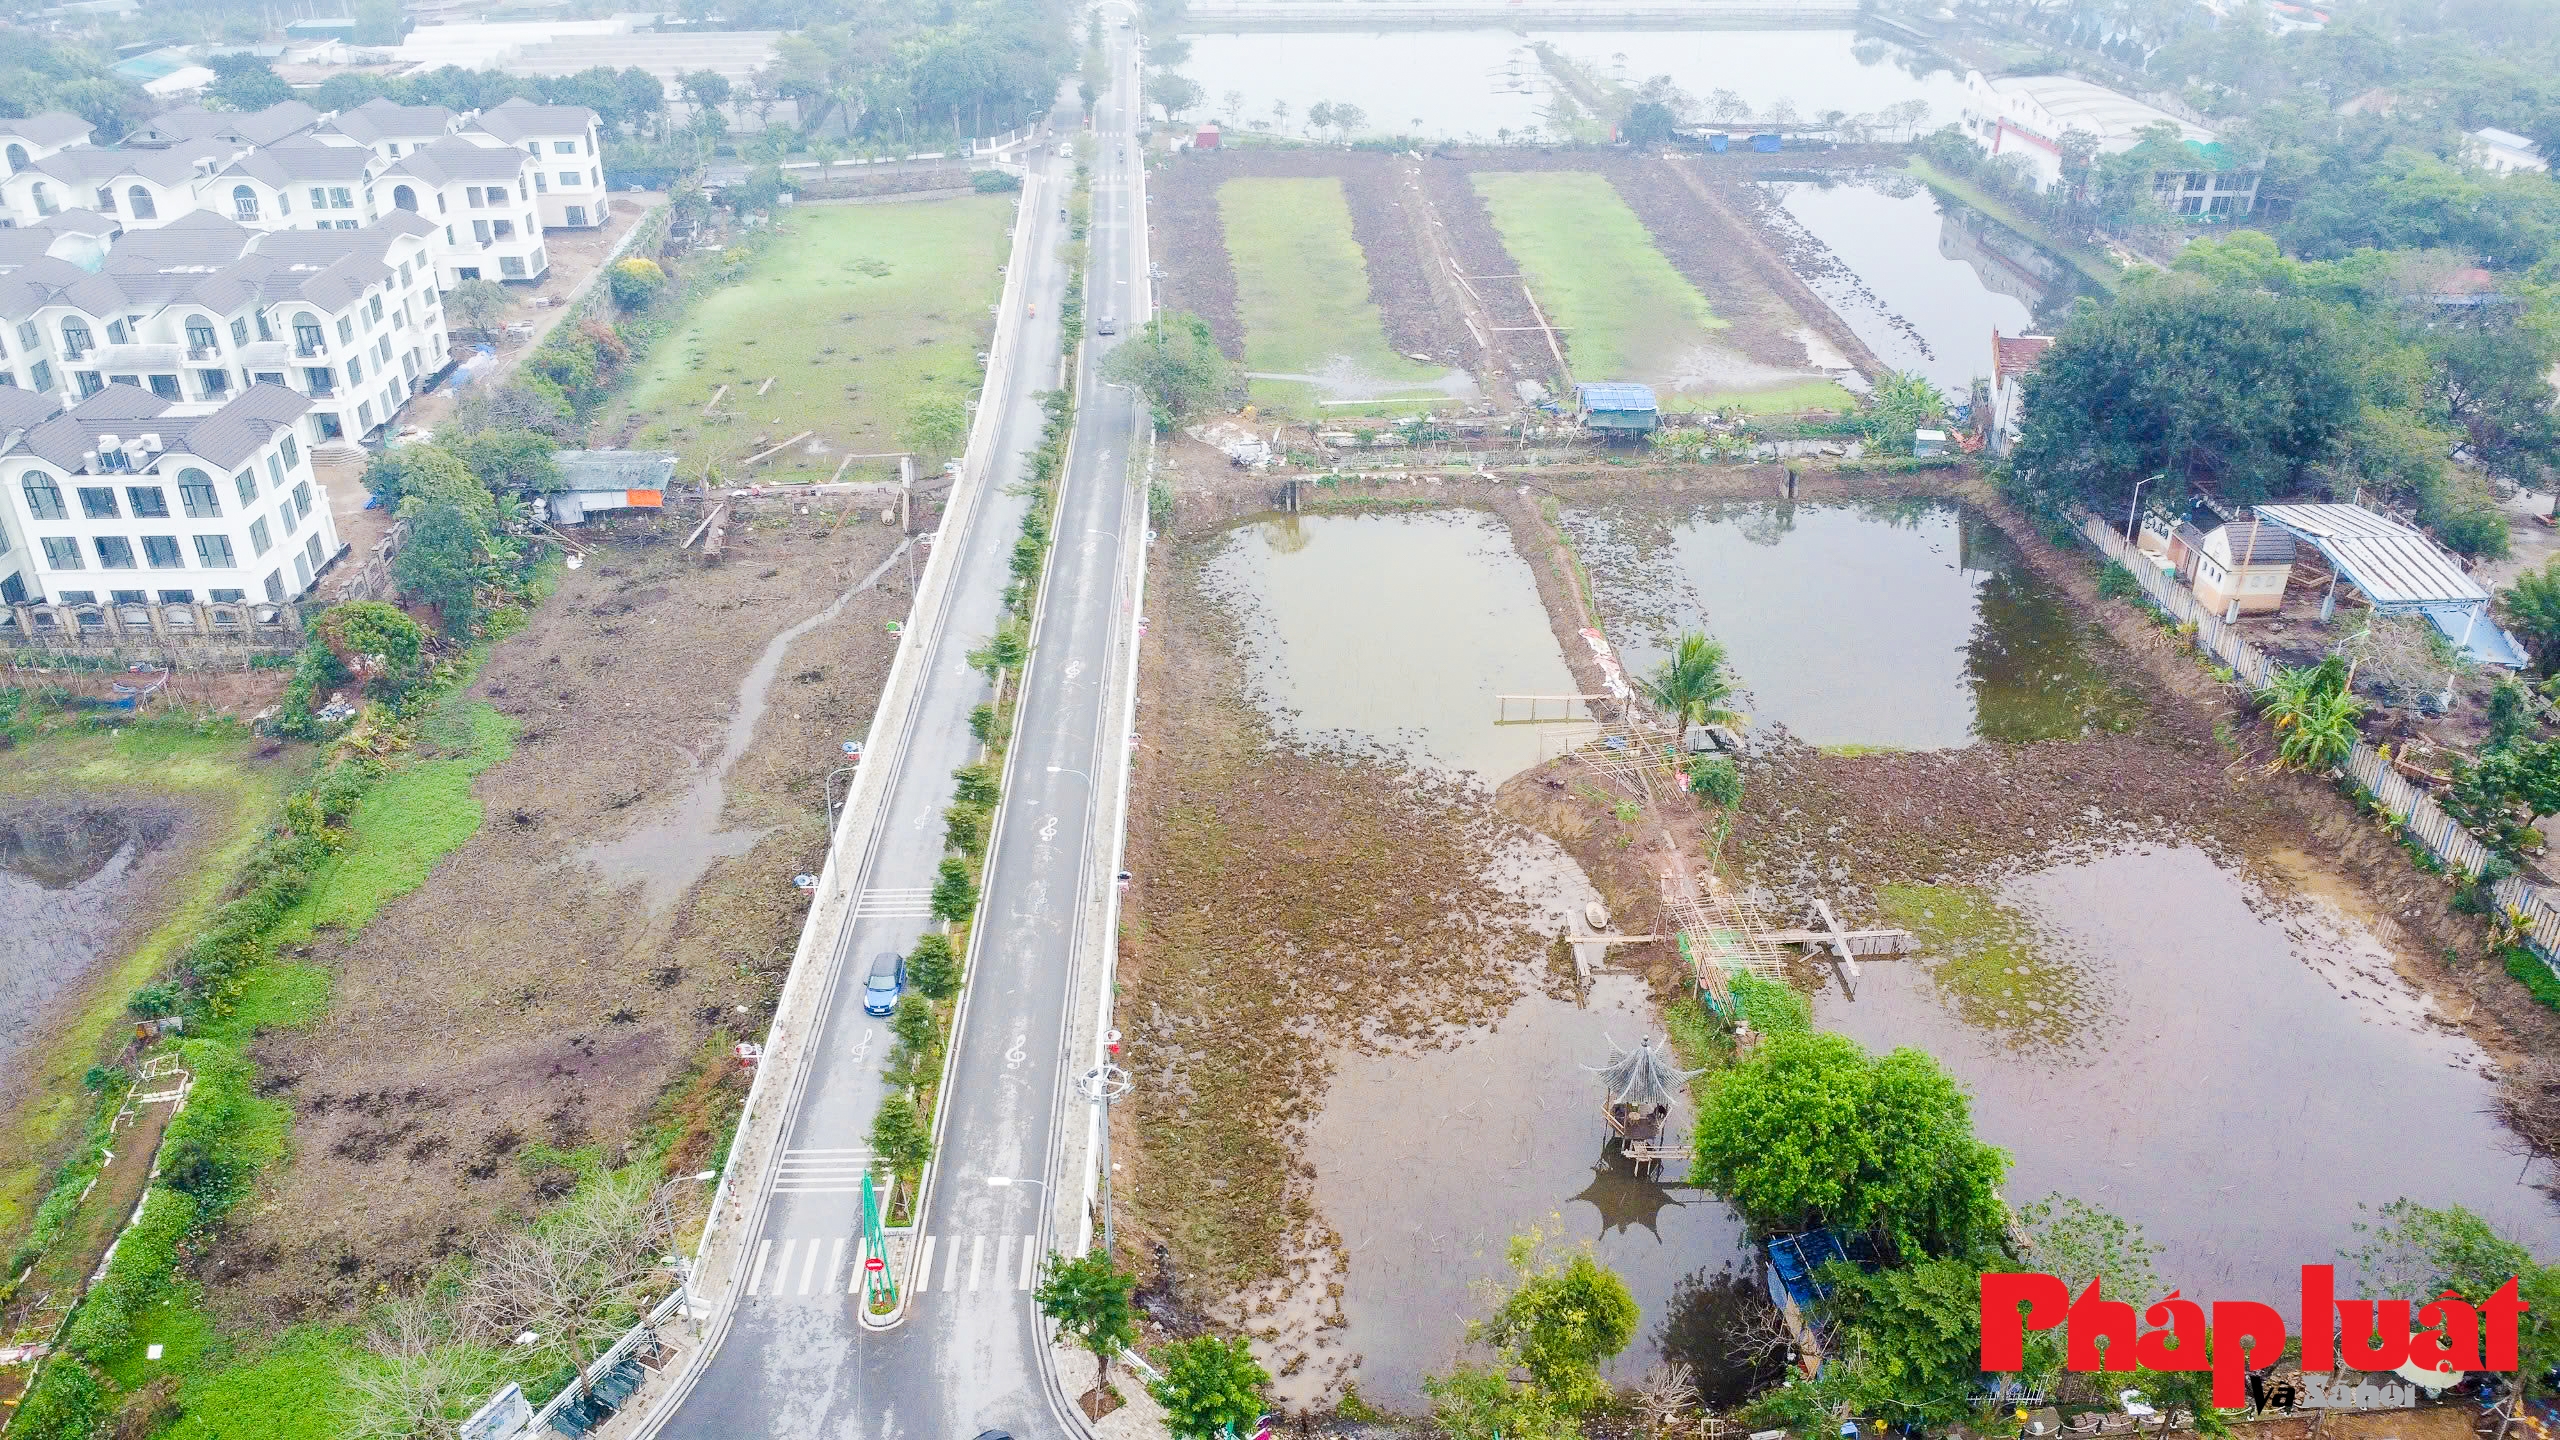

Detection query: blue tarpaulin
xmin=1765 ymin=1228 xmax=1879 ymax=1311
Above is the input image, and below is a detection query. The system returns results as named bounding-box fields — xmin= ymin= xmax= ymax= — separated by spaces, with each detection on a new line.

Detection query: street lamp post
xmin=825 ymin=765 xmax=859 ymax=827
xmin=1077 ymin=1047 xmax=1132 ymax=1252
xmin=656 ymin=1170 xmax=718 ymax=1318
xmin=2125 ymin=473 xmax=2155 ymax=545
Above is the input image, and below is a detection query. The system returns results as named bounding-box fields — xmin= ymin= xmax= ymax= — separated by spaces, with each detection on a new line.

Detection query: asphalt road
xmin=656 ymin=21 xmax=1148 ymax=1440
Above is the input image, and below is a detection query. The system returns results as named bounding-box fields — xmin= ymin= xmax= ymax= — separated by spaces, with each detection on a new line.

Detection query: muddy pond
xmin=1564 ymin=499 xmax=2141 ymax=750
xmin=1173 ymin=28 xmax=1960 ymax=143
xmin=1766 ymin=175 xmax=2091 ymax=396
xmin=1830 ymin=842 xmax=2560 ymax=1318
xmin=1204 ymin=509 xmax=1578 ymax=783
xmin=0 ymin=803 xmax=189 ymax=1074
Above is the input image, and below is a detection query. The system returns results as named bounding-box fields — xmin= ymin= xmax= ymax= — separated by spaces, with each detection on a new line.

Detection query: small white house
xmin=2466 ymin=127 xmax=2548 ymax=176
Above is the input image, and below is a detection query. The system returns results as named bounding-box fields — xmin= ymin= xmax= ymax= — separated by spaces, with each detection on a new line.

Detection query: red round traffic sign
xmin=865 ymin=1257 xmax=886 ymax=1272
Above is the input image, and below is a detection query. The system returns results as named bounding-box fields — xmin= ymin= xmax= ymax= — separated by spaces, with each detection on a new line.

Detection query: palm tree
xmin=1637 ymin=633 xmax=1745 ymax=729
xmin=2259 ymin=659 xmax=2362 ymax=771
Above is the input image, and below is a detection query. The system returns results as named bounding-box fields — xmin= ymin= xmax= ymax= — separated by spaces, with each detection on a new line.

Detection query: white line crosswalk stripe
xmin=915 ymin=1236 xmax=937 ymax=1294
xmin=749 ymin=1240 xmax=773 ymax=1297
xmin=775 ymin=1147 xmax=881 ymax=1194
xmin=996 ymin=1236 xmax=1013 ymax=1295
xmin=854 ymin=888 xmax=935 ymax=917
xmin=969 ymin=1235 xmax=986 ymax=1291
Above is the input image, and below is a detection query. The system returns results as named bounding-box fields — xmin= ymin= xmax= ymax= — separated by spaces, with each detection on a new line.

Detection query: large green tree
xmin=2010 ymin=287 xmax=2363 ymax=521
xmin=1692 ymin=1031 xmax=2009 ymax=1260
xmin=1148 ymin=1335 xmax=1268 ymax=1440
xmin=2350 ymin=1201 xmax=2560 ymax=1398
xmin=1034 ymin=1248 xmax=1137 ymax=1395
xmin=1479 ymin=1240 xmax=1638 ymax=1414
xmin=1099 ymin=312 xmax=1238 ymax=431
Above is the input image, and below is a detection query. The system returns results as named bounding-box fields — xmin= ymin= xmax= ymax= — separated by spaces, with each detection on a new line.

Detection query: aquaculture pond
xmin=1304 ymin=971 xmax=1755 ymax=1413
xmin=1563 ymin=499 xmax=2141 ymax=751
xmin=1173 ymin=27 xmax=1957 ymax=143
xmin=1765 ymin=174 xmax=2090 ymax=396
xmin=0 ymin=804 xmax=186 ymax=1074
xmin=1823 ymin=843 xmax=2560 ymax=1319
xmin=1202 ymin=510 xmax=1580 ymax=783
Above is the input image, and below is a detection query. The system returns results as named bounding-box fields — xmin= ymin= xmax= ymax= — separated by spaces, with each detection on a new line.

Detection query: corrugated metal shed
xmin=1575 ymin=382 xmax=1657 ymax=412
xmin=2250 ymin=502 xmax=2526 ymax=666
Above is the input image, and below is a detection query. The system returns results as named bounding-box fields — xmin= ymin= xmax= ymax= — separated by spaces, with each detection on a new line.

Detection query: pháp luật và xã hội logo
xmin=1980 ymin=1265 xmax=2530 ymax=1407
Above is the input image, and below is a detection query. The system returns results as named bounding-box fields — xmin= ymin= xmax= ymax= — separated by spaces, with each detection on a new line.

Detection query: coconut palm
xmin=1638 ymin=633 xmax=1745 ymax=729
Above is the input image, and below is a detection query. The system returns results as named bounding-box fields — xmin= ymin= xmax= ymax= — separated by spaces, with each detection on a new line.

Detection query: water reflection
xmin=1565 ymin=500 xmax=2140 ymax=750
xmin=1654 ymin=1264 xmax=1791 ymax=1408
xmin=1307 ymin=974 xmax=1750 ymax=1411
xmin=1768 ymin=176 xmax=2089 ymax=395
xmin=1820 ymin=844 xmax=2560 ymax=1320
xmin=1203 ymin=510 xmax=1580 ymax=784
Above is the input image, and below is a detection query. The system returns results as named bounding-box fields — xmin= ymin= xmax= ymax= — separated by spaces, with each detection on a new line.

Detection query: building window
xmin=0 ymin=576 xmax=22 ymax=604
xmin=55 ymin=590 xmax=95 ymax=604
xmin=399 ymin=261 xmax=412 ymax=285
xmin=159 ymin=589 xmax=193 ymax=603
xmin=15 ymin=320 xmax=36 ymax=351
xmin=126 ymin=485 xmax=169 ymax=518
xmin=473 ymin=219 xmax=492 ymax=245
xmin=22 ymin=474 xmax=65 ymax=520
xmin=127 ymin=185 xmax=156 ymax=219
xmin=188 ymin=320 xmax=218 ymax=355
xmin=28 ymin=361 xmax=50 ymax=393
xmin=347 ymin=356 xmax=363 ymax=385
xmin=233 ymin=184 xmax=259 ymax=221
xmin=499 ymin=255 xmax=527 ymax=278
xmin=280 ymin=435 xmax=299 ymax=469
xmin=61 ymin=319 xmax=91 ymax=359
xmin=337 ymin=316 xmax=354 ymax=344
xmin=370 ymin=295 xmax=384 ymax=324
xmin=590 ymin=167 xmax=599 ymax=187
xmin=309 ymin=187 xmax=328 ymax=209
xmin=560 ymin=170 xmax=580 ymax=190
xmin=355 ymin=401 xmax=373 ymax=431
xmin=249 ymin=517 xmax=272 ymax=556
xmin=96 ymin=185 xmax=116 ymax=213
xmin=305 ymin=366 xmax=336 ymax=397
xmin=199 ymin=369 xmax=229 ymax=399
xmin=74 ymin=372 xmax=101 ymax=398
xmin=235 ymin=470 xmax=258 ymax=505
xmin=148 ymin=374 xmax=180 ymax=400
xmin=79 ymin=487 xmax=119 ymax=519
xmin=293 ymin=552 xmax=312 ymax=588
xmin=253 ymin=370 xmax=284 ymax=388
xmin=331 ymin=186 xmax=353 ymax=209
xmin=31 ymin=182 xmax=54 ymax=218
xmin=305 ymin=533 xmax=324 ymax=569
xmin=180 ymin=470 xmax=219 ymax=518
xmin=466 ymin=186 xmax=484 ymax=207
xmin=566 ymin=205 xmax=587 ymax=227
xmin=294 ymin=481 xmax=312 ymax=517
xmin=93 ymin=536 xmax=136 ymax=568
xmin=209 ymin=587 xmax=243 ymax=602
xmin=142 ymin=535 xmax=181 ymax=568
xmin=231 ymin=317 xmax=249 ymax=346
xmin=109 ymin=589 xmax=145 ymax=605
xmin=279 ymin=496 xmax=298 ymax=534
xmin=295 ymin=319 xmax=326 ymax=356
xmin=315 ymin=413 xmax=343 ymax=441
xmin=40 ymin=537 xmax=82 ymax=569
xmin=264 ymin=570 xmax=283 ymax=602
xmin=535 ymin=172 xmax=548 ymax=193
xmin=267 ymin=456 xmax=283 ymax=488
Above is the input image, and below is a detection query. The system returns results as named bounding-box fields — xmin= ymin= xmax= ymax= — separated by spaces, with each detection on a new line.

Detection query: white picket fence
xmin=2077 ymin=515 xmax=2560 ymax=968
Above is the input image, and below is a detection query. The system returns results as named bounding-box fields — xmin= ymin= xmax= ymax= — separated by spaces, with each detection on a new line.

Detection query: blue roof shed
xmin=1576 ymin=381 xmax=1660 ymax=434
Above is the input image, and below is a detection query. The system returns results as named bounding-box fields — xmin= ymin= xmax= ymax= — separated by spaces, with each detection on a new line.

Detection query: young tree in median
xmin=1035 ymin=1248 xmax=1139 ymax=1409
xmin=930 ymin=856 xmax=979 ymax=923
xmin=1149 ymin=1334 xmax=1269 ymax=1440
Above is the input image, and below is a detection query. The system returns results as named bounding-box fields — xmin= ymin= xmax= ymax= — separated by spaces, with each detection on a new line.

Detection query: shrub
xmin=2097 ymin=561 xmax=2146 ymax=601
xmin=1686 ymin=756 xmax=1743 ymax=808
xmin=908 ymin=932 xmax=960 ymax=999
xmin=61 ymin=1187 xmax=196 ymax=1357
xmin=2506 ymin=946 xmax=2560 ymax=1011
xmin=607 ymin=256 xmax=667 ymax=309
xmin=1730 ymin=973 xmax=1810 ymax=1036
xmin=951 ymin=763 xmax=1001 ymax=808
xmin=13 ymin=1356 xmax=111 ymax=1440
xmin=891 ymin=995 xmax=937 ymax=1055
xmin=972 ymin=169 xmax=1022 ymax=193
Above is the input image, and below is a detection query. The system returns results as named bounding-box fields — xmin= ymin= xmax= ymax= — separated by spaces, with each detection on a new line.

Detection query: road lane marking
xmin=996 ymin=1235 xmax=1014 ymax=1294
xmin=1019 ymin=1235 xmax=1037 ymax=1291
xmin=915 ymin=1235 xmax=937 ymax=1294
xmin=768 ymin=1240 xmax=795 ymax=1296
xmin=969 ymin=1235 xmax=986 ymax=1291
xmin=855 ymin=887 xmax=935 ymax=918
xmin=946 ymin=1233 xmax=964 ymax=1292
xmin=749 ymin=1240 xmax=773 ymax=1296
xmin=826 ymin=1237 xmax=846 ymax=1297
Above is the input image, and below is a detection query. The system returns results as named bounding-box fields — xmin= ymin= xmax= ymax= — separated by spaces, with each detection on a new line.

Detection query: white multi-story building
xmin=0 ymin=209 xmax=446 ymax=445
xmin=1958 ymin=71 xmax=2262 ymax=216
xmin=383 ymin=136 xmax=550 ymax=284
xmin=0 ymin=381 xmax=339 ymax=608
xmin=210 ymin=136 xmax=386 ymax=231
xmin=470 ymin=98 xmax=611 ymax=230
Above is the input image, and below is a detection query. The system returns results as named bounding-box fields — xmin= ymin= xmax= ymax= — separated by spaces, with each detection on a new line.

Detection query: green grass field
xmin=1216 ymin=177 xmax=1448 ymax=416
xmin=606 ymin=197 xmax=1013 ymax=483
xmin=1471 ymin=171 xmax=1853 ymax=413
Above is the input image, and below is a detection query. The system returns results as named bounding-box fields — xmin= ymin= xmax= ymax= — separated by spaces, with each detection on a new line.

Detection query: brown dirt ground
xmin=205 ymin=502 xmax=908 ymax=1324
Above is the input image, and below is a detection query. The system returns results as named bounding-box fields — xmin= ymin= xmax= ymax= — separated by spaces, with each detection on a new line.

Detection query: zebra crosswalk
xmin=774 ymin=1147 xmax=879 ymax=1195
xmin=854 ymin=887 xmax=935 ymax=919
xmin=742 ymin=1232 xmax=1041 ymax=1301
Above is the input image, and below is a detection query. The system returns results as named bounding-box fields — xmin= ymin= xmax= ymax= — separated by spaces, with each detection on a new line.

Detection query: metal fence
xmin=508 ymin=1287 xmax=689 ymax=1438
xmin=2078 ymin=515 xmax=2560 ymax=968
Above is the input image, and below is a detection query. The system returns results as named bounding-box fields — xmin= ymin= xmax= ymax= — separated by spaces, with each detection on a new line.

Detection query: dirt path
xmin=211 ymin=505 xmax=908 ymax=1323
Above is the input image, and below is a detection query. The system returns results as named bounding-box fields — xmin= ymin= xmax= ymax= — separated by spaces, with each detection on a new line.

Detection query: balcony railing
xmin=295 ymin=340 xmax=326 ymax=358
xmin=187 ymin=344 xmax=221 ymax=362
